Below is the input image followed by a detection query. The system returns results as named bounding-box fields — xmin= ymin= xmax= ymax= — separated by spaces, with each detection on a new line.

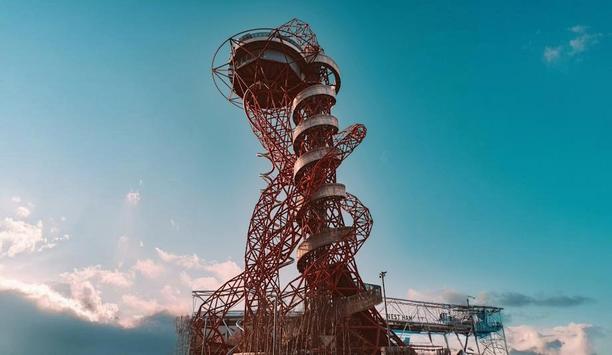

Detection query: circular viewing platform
xmin=230 ymin=31 xmax=307 ymax=102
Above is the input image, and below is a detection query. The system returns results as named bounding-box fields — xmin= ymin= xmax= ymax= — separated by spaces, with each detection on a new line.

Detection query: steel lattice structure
xmin=189 ymin=19 xmax=405 ymax=354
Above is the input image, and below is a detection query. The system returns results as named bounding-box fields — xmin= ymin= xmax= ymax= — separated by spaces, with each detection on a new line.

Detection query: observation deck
xmin=213 ymin=27 xmax=341 ymax=108
xmin=230 ymin=31 xmax=307 ymax=102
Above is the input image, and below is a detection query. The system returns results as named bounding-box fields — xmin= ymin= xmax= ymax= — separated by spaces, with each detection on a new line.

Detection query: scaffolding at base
xmin=178 ymin=292 xmax=509 ymax=355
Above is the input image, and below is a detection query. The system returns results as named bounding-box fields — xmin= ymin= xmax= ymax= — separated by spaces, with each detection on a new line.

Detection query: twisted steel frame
xmin=191 ymin=19 xmax=403 ymax=354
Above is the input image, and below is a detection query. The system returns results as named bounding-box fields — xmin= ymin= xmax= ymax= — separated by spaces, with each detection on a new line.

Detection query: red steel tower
xmin=191 ymin=19 xmax=404 ymax=354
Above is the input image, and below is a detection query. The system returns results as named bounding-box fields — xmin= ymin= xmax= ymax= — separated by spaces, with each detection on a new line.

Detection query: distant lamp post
xmin=379 ymin=271 xmax=391 ymax=348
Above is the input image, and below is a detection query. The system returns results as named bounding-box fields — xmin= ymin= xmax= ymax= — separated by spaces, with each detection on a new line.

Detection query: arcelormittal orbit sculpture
xmin=190 ymin=18 xmax=404 ymax=354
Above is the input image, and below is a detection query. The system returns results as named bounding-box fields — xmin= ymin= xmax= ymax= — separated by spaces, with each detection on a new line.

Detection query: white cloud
xmin=507 ymin=323 xmax=598 ymax=355
xmin=155 ymin=247 xmax=241 ymax=281
xmin=160 ymin=284 xmax=181 ymax=302
xmin=205 ymin=260 xmax=241 ymax=281
xmin=155 ymin=247 xmax=204 ymax=269
xmin=10 ymin=196 xmax=21 ymax=203
xmin=1 ymin=241 xmax=238 ymax=329
xmin=125 ymin=191 xmax=141 ymax=205
xmin=48 ymin=259 xmax=197 ymax=328
xmin=54 ymin=234 xmax=70 ymax=242
xmin=132 ymin=259 xmax=164 ymax=279
xmin=122 ymin=294 xmax=162 ymax=315
xmin=0 ymin=218 xmax=44 ymax=257
xmin=543 ymin=46 xmax=562 ymax=63
xmin=0 ymin=276 xmax=118 ymax=323
xmin=542 ymin=25 xmax=603 ymax=64
xmin=61 ymin=265 xmax=134 ymax=288
xmin=15 ymin=206 xmax=31 ymax=219
xmin=568 ymin=31 xmax=602 ymax=56
xmin=179 ymin=271 xmax=219 ymax=291
xmin=37 ymin=242 xmax=57 ymax=252
xmin=570 ymin=25 xmax=586 ymax=34
xmin=69 ymin=280 xmax=119 ymax=321
xmin=569 ymin=37 xmax=587 ymax=54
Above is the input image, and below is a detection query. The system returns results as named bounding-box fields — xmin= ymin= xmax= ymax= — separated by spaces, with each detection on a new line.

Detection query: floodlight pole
xmin=379 ymin=271 xmax=391 ymax=348
xmin=467 ymin=296 xmax=481 ymax=355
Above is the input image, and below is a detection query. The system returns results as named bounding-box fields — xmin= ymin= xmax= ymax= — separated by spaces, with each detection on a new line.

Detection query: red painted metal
xmin=191 ymin=19 xmax=403 ymax=354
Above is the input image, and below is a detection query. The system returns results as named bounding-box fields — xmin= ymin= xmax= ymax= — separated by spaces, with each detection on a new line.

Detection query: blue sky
xmin=0 ymin=1 xmax=610 ymax=354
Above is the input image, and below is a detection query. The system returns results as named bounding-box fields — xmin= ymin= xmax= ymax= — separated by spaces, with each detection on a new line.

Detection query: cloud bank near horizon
xmin=2 ymin=287 xmax=600 ymax=355
xmin=0 ymin=193 xmax=242 ymax=329
xmin=406 ymin=288 xmax=593 ymax=308
xmin=0 ymin=291 xmax=176 ymax=355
